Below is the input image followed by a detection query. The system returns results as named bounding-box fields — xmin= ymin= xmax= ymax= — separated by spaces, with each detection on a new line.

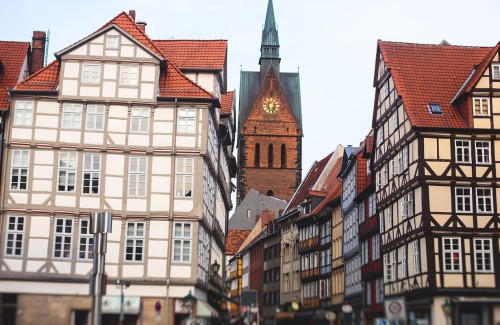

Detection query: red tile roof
xmin=226 ymin=230 xmax=251 ymax=255
xmin=378 ymin=40 xmax=492 ymax=128
xmin=221 ymin=91 xmax=234 ymax=115
xmin=311 ymin=153 xmax=343 ymax=215
xmin=15 ymin=60 xmax=59 ymax=91
xmin=154 ymin=40 xmax=227 ymax=70
xmin=158 ymin=60 xmax=214 ymax=99
xmin=0 ymin=41 xmax=29 ymax=108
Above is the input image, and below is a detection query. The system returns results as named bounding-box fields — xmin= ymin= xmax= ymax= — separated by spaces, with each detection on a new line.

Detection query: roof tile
xmin=15 ymin=60 xmax=59 ymax=91
xmin=221 ymin=91 xmax=234 ymax=115
xmin=0 ymin=41 xmax=29 ymax=108
xmin=226 ymin=230 xmax=251 ymax=255
xmin=154 ymin=40 xmax=227 ymax=70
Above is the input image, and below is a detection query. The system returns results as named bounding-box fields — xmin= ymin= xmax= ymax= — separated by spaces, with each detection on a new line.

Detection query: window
xmin=455 ymin=187 xmax=472 ymax=213
xmin=384 ymin=254 xmax=392 ymax=282
xmin=443 ymin=237 xmax=461 ymax=272
xmin=175 ymin=158 xmax=194 ymax=197
xmin=120 ymin=65 xmax=139 ymax=86
xmin=378 ymin=125 xmax=384 ymax=145
xmin=361 ymin=241 xmax=369 ymax=265
xmin=173 ymin=222 xmax=191 ymax=262
xmin=401 ymin=192 xmax=413 ymax=220
xmin=393 ymin=110 xmax=398 ymax=129
xmin=455 ymin=140 xmax=471 ymax=163
xmin=359 ymin=202 xmax=365 ymax=224
xmin=474 ymin=238 xmax=493 ymax=272
xmin=401 ymin=246 xmax=407 ymax=278
xmin=366 ymin=281 xmax=372 ymax=305
xmin=78 ymin=219 xmax=93 ymax=259
xmin=128 ymin=156 xmax=147 ymax=196
xmin=82 ymin=64 xmax=101 ymax=84
xmin=387 ymin=208 xmax=393 ymax=229
xmin=58 ymin=152 xmax=77 ymax=192
xmin=106 ymin=36 xmax=119 ymax=49
xmin=476 ymin=187 xmax=493 ymax=213
xmin=369 ymin=194 xmax=376 ymax=218
xmin=428 ymin=103 xmax=442 ymax=114
xmin=493 ymin=64 xmax=500 ymax=80
xmin=5 ymin=216 xmax=24 ymax=256
xmin=398 ymin=146 xmax=409 ymax=171
xmin=255 ymin=144 xmax=260 ymax=167
xmin=281 ymin=144 xmax=286 ymax=168
xmin=54 ymin=218 xmax=73 ymax=259
xmin=413 ymin=240 xmax=420 ymax=274
xmin=11 ymin=150 xmax=29 ymax=190
xmin=14 ymin=101 xmax=33 ymax=126
xmin=372 ymin=235 xmax=380 ymax=260
xmin=268 ymin=144 xmax=273 ymax=167
xmin=125 ymin=222 xmax=144 ymax=261
xmin=62 ymin=104 xmax=83 ymax=129
xmin=391 ymin=158 xmax=399 ymax=177
xmin=178 ymin=108 xmax=196 ymax=133
xmin=475 ymin=141 xmax=491 ymax=165
xmin=86 ymin=104 xmax=105 ymax=130
xmin=390 ymin=251 xmax=397 ymax=280
xmin=380 ymin=211 xmax=385 ymax=233
xmin=473 ymin=97 xmax=490 ymax=116
xmin=383 ymin=80 xmax=389 ymax=97
xmin=82 ymin=154 xmax=100 ymax=194
xmin=130 ymin=107 xmax=149 ymax=133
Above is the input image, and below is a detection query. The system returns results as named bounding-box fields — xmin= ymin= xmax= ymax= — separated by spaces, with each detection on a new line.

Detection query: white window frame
xmin=378 ymin=125 xmax=384 ymax=146
xmin=401 ymin=192 xmax=413 ymax=220
xmin=82 ymin=154 xmax=101 ymax=195
xmin=5 ymin=216 xmax=25 ymax=256
xmin=366 ymin=281 xmax=372 ymax=306
xmin=401 ymin=245 xmax=407 ymax=278
xmin=384 ymin=254 xmax=392 ymax=282
xmin=413 ymin=240 xmax=421 ymax=274
xmin=14 ymin=101 xmax=33 ymax=126
xmin=78 ymin=219 xmax=93 ymax=259
xmin=390 ymin=251 xmax=397 ymax=281
xmin=125 ymin=222 xmax=145 ymax=262
xmin=173 ymin=222 xmax=192 ymax=263
xmin=393 ymin=110 xmax=398 ymax=129
xmin=53 ymin=218 xmax=73 ymax=259
xmin=398 ymin=146 xmax=409 ymax=172
xmin=62 ymin=103 xmax=83 ymax=129
xmin=86 ymin=104 xmax=105 ymax=131
xmin=474 ymin=238 xmax=493 ymax=273
xmin=391 ymin=158 xmax=399 ymax=177
xmin=442 ymin=237 xmax=462 ymax=272
xmin=178 ymin=108 xmax=196 ymax=134
xmin=128 ymin=156 xmax=147 ymax=197
xmin=10 ymin=150 xmax=29 ymax=190
xmin=476 ymin=187 xmax=493 ymax=214
xmin=106 ymin=36 xmax=119 ymax=49
xmin=387 ymin=207 xmax=393 ymax=229
xmin=372 ymin=234 xmax=380 ymax=260
xmin=475 ymin=140 xmax=491 ymax=165
xmin=58 ymin=152 xmax=77 ymax=192
xmin=130 ymin=107 xmax=150 ymax=133
xmin=455 ymin=187 xmax=472 ymax=213
xmin=455 ymin=140 xmax=471 ymax=163
xmin=120 ymin=65 xmax=139 ymax=86
xmin=473 ymin=97 xmax=490 ymax=116
xmin=175 ymin=158 xmax=194 ymax=197
xmin=82 ymin=64 xmax=101 ymax=84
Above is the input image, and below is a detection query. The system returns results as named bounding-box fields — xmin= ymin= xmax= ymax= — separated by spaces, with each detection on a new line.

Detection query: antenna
xmin=44 ymin=29 xmax=50 ymax=67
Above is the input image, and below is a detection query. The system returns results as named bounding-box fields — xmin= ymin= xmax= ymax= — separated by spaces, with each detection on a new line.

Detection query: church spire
xmin=260 ymin=0 xmax=281 ymax=79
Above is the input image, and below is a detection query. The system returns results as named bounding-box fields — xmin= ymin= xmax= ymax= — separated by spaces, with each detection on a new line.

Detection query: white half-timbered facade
xmin=373 ymin=40 xmax=500 ymax=325
xmin=1 ymin=11 xmax=235 ymax=325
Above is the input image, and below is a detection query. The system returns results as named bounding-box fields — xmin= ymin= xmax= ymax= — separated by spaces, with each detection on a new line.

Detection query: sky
xmin=3 ymin=0 xmax=500 ymax=174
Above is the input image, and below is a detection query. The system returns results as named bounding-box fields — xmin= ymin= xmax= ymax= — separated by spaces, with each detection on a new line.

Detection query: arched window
xmin=255 ymin=143 xmax=260 ymax=167
xmin=266 ymin=190 xmax=274 ymax=197
xmin=268 ymin=144 xmax=273 ymax=167
xmin=281 ymin=144 xmax=286 ymax=168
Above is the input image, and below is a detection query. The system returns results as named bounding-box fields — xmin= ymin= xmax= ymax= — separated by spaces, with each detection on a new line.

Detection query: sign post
xmin=384 ymin=297 xmax=407 ymax=323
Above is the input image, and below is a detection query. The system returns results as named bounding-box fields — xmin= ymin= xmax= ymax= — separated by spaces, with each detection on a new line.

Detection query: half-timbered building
xmin=373 ymin=40 xmax=500 ymax=324
xmin=1 ymin=11 xmax=235 ymax=325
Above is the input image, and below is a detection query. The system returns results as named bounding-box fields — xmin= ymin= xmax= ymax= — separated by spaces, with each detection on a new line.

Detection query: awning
xmin=274 ymin=311 xmax=296 ymax=320
xmin=454 ymin=296 xmax=500 ymax=303
xmin=196 ymin=300 xmax=219 ymax=318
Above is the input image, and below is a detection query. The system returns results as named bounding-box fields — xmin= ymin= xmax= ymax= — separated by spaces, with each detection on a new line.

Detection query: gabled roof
xmin=158 ymin=60 xmax=215 ymax=99
xmin=226 ymin=230 xmax=251 ymax=256
xmin=377 ymin=40 xmax=492 ymax=129
xmin=154 ymin=40 xmax=227 ymax=71
xmin=0 ymin=41 xmax=29 ymax=108
xmin=14 ymin=60 xmax=59 ymax=91
xmin=221 ymin=91 xmax=235 ymax=115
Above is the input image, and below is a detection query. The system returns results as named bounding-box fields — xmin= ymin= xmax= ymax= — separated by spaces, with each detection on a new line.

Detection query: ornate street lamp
xmin=210 ymin=260 xmax=221 ymax=278
xmin=441 ymin=298 xmax=452 ymax=325
xmin=184 ymin=290 xmax=197 ymax=320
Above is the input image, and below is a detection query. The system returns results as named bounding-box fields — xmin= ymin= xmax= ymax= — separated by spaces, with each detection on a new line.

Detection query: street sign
xmin=384 ymin=297 xmax=407 ymax=321
xmin=375 ymin=318 xmax=388 ymax=325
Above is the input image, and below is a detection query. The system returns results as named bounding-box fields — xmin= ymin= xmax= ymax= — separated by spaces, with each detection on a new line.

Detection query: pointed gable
xmin=378 ymin=40 xmax=492 ymax=129
xmin=0 ymin=41 xmax=29 ymax=108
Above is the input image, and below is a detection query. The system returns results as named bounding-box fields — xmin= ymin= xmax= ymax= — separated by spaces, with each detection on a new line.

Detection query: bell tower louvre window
xmin=255 ymin=144 xmax=260 ymax=167
xmin=268 ymin=144 xmax=273 ymax=167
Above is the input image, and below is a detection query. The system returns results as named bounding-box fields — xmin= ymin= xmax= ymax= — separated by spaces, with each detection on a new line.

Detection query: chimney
xmin=261 ymin=209 xmax=275 ymax=227
xmin=30 ymin=31 xmax=46 ymax=75
xmin=137 ymin=20 xmax=147 ymax=33
xmin=129 ymin=10 xmax=136 ymax=21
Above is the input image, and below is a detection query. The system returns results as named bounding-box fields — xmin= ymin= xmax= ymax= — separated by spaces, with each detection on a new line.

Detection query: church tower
xmin=237 ymin=0 xmax=303 ymax=204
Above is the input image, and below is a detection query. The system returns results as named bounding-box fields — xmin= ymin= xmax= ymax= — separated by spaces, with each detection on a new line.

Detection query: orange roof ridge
xmin=378 ymin=39 xmax=492 ymax=49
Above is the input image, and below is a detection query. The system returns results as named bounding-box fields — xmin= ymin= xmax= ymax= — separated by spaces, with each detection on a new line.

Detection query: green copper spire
xmin=260 ymin=0 xmax=281 ymax=77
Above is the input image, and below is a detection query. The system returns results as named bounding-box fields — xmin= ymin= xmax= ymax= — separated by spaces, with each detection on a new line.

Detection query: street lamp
xmin=441 ymin=298 xmax=452 ymax=325
xmin=184 ymin=290 xmax=197 ymax=321
xmin=210 ymin=260 xmax=221 ymax=279
xmin=116 ymin=279 xmax=131 ymax=325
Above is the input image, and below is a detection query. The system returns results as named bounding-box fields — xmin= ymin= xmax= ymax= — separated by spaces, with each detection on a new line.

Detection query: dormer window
xmin=428 ymin=103 xmax=442 ymax=114
xmin=492 ymin=64 xmax=500 ymax=80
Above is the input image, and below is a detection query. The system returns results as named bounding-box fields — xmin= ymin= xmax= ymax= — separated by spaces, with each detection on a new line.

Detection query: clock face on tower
xmin=263 ymin=97 xmax=280 ymax=114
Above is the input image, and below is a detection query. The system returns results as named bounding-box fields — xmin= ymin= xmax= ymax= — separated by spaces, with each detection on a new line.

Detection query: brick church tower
xmin=237 ymin=0 xmax=303 ymax=204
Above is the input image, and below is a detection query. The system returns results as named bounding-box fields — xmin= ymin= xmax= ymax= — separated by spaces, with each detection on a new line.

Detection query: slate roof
xmin=262 ymin=0 xmax=279 ymax=47
xmin=377 ymin=40 xmax=493 ymax=129
xmin=0 ymin=41 xmax=29 ymax=108
xmin=238 ymin=70 xmax=302 ymax=131
xmin=226 ymin=230 xmax=251 ymax=255
xmin=154 ymin=40 xmax=227 ymax=70
xmin=221 ymin=91 xmax=235 ymax=115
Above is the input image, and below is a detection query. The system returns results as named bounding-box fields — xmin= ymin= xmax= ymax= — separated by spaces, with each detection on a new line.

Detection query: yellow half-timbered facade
xmin=373 ymin=40 xmax=500 ymax=324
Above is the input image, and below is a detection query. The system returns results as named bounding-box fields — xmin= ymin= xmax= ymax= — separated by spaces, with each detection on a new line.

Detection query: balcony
xmin=299 ymin=236 xmax=319 ymax=251
xmin=301 ymin=268 xmax=320 ymax=279
xmin=362 ymin=259 xmax=382 ymax=280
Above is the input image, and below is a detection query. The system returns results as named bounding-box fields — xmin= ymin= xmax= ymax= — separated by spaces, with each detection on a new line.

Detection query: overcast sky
xmin=3 ymin=0 xmax=500 ymax=175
